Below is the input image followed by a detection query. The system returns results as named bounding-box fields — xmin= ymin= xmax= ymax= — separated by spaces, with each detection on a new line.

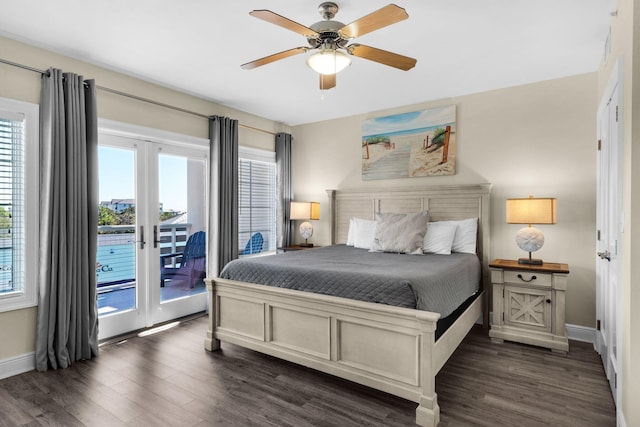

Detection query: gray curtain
xmin=208 ymin=116 xmax=238 ymax=276
xmin=36 ymin=68 xmax=99 ymax=371
xmin=276 ymin=133 xmax=293 ymax=248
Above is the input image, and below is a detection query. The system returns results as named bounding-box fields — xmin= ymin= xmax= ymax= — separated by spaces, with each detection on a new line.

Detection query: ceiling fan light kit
xmin=306 ymin=49 xmax=351 ymax=74
xmin=242 ymin=2 xmax=417 ymax=90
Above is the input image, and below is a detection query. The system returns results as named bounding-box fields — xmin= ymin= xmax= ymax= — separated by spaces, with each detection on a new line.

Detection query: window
xmin=0 ymin=97 xmax=38 ymax=312
xmin=238 ymin=147 xmax=276 ymax=256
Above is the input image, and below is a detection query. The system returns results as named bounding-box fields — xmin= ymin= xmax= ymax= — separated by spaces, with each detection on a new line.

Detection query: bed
xmin=204 ymin=184 xmax=491 ymax=426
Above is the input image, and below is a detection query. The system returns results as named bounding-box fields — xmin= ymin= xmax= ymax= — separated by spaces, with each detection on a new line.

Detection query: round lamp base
xmin=515 ymin=226 xmax=545 ymax=265
xmin=299 ymin=221 xmax=314 ymax=247
xmin=516 ymin=226 xmax=544 ymax=252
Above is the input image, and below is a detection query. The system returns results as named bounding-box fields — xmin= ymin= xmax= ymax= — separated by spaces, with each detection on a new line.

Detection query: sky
xmin=98 ymin=146 xmax=187 ymax=212
xmin=362 ymin=105 xmax=456 ymax=136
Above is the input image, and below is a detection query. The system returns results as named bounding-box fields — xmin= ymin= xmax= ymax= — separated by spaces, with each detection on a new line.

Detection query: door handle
xmin=153 ymin=225 xmax=162 ymax=248
xmin=137 ymin=225 xmax=146 ymax=249
xmin=597 ymin=250 xmax=611 ymax=261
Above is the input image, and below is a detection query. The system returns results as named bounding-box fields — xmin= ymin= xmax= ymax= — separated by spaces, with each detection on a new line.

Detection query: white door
xmin=595 ymin=61 xmax=622 ymax=404
xmin=151 ymin=142 xmax=208 ymax=325
xmin=96 ymin=131 xmax=208 ymax=339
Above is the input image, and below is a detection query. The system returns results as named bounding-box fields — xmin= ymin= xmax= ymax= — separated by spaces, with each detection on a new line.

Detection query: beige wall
xmin=0 ymin=309 xmax=37 ymax=359
xmin=0 ymin=35 xmax=284 ymax=361
xmin=3 ymin=27 xmax=631 ymax=420
xmin=597 ymin=0 xmax=640 ymax=425
xmin=292 ymin=73 xmax=597 ymax=329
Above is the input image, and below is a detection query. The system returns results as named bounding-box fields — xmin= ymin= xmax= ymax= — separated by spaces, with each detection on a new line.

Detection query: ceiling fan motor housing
xmin=318 ymin=2 xmax=339 ymax=20
xmin=308 ymin=2 xmax=350 ymax=48
xmin=308 ymin=20 xmax=348 ymax=48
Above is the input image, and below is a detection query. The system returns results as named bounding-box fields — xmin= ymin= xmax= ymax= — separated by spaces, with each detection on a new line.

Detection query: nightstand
xmin=280 ymin=245 xmax=322 ymax=252
xmin=488 ymin=259 xmax=569 ymax=353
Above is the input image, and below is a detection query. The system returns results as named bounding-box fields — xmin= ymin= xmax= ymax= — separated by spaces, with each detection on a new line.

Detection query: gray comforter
xmin=219 ymin=245 xmax=480 ymax=317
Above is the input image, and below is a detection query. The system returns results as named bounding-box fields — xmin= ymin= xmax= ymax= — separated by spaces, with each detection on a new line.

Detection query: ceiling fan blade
xmin=250 ymin=10 xmax=320 ymax=38
xmin=348 ymin=44 xmax=416 ymax=71
xmin=241 ymin=47 xmax=309 ymax=70
xmin=340 ymin=4 xmax=409 ymax=39
xmin=320 ymin=73 xmax=336 ymax=90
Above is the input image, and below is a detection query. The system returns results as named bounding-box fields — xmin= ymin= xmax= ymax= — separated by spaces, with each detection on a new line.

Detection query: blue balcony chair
xmin=160 ymin=230 xmax=206 ymax=288
xmin=241 ymin=232 xmax=264 ymax=255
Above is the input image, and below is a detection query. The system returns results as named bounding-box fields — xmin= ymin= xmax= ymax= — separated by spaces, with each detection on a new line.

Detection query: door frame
xmin=595 ymin=57 xmax=623 ymax=409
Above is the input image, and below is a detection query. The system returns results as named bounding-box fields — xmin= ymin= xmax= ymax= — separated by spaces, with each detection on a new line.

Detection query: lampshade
xmin=290 ymin=201 xmax=320 ymax=220
xmin=506 ymin=197 xmax=557 ymax=225
xmin=506 ymin=196 xmax=556 ymax=265
xmin=306 ymin=49 xmax=351 ymax=75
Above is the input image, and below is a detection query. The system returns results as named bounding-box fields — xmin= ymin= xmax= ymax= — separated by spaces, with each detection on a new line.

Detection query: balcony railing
xmin=97 ymin=223 xmax=192 ymax=290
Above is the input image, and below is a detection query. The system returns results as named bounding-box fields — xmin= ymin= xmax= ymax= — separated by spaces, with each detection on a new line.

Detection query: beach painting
xmin=362 ymin=105 xmax=456 ymax=180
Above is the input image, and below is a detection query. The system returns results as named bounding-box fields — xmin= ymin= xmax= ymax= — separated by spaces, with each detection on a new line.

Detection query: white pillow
xmin=433 ymin=218 xmax=478 ymax=254
xmin=423 ymin=222 xmax=457 ymax=254
xmin=346 ymin=218 xmax=355 ymax=246
xmin=352 ymin=218 xmax=377 ymax=249
xmin=370 ymin=211 xmax=429 ymax=255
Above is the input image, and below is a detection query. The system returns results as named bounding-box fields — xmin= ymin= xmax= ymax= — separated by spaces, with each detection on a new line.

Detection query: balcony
xmin=97 ymin=223 xmax=205 ymax=316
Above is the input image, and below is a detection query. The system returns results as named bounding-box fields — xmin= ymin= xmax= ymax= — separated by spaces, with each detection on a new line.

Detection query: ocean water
xmin=1 ymin=233 xmax=184 ymax=290
xmin=96 ymin=243 xmax=135 ymax=286
xmin=362 ymin=122 xmax=456 ymax=140
xmin=96 ymin=239 xmax=186 ymax=287
xmin=0 ymin=243 xmax=135 ymax=289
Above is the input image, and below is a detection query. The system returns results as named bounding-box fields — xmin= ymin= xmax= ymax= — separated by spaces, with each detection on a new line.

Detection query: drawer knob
xmin=517 ymin=274 xmax=537 ymax=283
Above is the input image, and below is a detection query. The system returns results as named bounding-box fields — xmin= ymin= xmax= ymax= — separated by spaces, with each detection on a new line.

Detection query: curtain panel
xmin=36 ymin=68 xmax=99 ymax=371
xmin=275 ymin=133 xmax=293 ymax=248
xmin=208 ymin=116 xmax=239 ymax=277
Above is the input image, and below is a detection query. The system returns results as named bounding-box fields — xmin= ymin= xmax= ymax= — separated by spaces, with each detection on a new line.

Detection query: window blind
xmin=0 ymin=114 xmax=25 ymax=294
xmin=238 ymin=158 xmax=276 ymax=255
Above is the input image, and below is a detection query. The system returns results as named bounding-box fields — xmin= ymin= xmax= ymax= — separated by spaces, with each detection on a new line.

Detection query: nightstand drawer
xmin=504 ymin=271 xmax=552 ymax=288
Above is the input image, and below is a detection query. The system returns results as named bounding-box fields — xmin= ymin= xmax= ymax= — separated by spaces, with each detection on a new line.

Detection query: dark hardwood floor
xmin=0 ymin=315 xmax=615 ymax=426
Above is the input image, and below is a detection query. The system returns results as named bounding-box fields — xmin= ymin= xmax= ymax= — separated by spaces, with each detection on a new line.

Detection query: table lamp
xmin=290 ymin=201 xmax=320 ymax=247
xmin=506 ymin=196 xmax=557 ymax=265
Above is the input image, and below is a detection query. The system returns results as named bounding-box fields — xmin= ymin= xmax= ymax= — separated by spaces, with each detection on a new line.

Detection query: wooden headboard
xmin=326 ymin=184 xmax=492 ymax=292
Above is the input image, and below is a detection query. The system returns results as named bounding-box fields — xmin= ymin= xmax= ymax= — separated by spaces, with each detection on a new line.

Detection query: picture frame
xmin=362 ymin=105 xmax=456 ymax=180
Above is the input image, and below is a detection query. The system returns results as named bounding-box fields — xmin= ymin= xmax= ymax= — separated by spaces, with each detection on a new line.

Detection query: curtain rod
xmin=0 ymin=57 xmax=276 ymax=136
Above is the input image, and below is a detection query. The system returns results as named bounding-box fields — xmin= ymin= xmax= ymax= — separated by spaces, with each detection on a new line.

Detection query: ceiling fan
xmin=241 ymin=2 xmax=417 ymax=90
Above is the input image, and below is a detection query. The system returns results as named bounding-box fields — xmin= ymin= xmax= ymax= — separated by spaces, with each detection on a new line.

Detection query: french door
xmin=595 ymin=59 xmax=622 ymax=405
xmin=96 ymin=128 xmax=208 ymax=339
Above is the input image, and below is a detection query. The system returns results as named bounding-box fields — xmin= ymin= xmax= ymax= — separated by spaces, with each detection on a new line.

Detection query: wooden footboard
xmin=205 ymin=278 xmax=484 ymax=427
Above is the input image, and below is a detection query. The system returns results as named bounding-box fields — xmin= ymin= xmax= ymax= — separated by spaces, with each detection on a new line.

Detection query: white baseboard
xmin=488 ymin=312 xmax=596 ymax=346
xmin=566 ymin=323 xmax=596 ymax=345
xmin=619 ymin=409 xmax=627 ymax=427
xmin=0 ymin=352 xmax=35 ymax=380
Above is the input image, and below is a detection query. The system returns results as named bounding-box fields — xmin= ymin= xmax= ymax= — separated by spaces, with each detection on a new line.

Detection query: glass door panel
xmin=158 ymin=153 xmax=207 ymax=302
xmin=150 ymin=145 xmax=207 ymax=325
xmin=97 ymin=146 xmax=137 ymax=315
xmin=96 ymin=137 xmax=148 ymax=339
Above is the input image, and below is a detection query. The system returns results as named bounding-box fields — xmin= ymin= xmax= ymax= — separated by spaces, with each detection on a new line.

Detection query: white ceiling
xmin=0 ymin=1 xmax=615 ymax=126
